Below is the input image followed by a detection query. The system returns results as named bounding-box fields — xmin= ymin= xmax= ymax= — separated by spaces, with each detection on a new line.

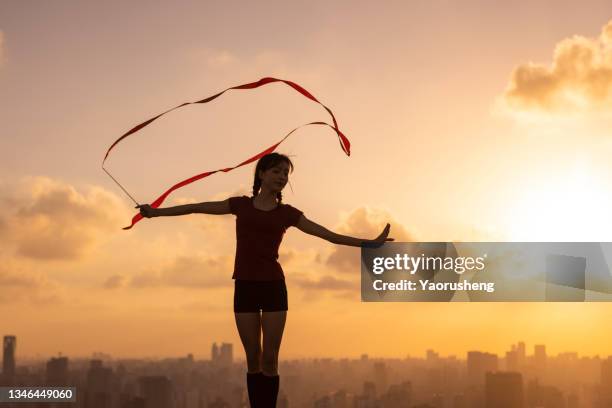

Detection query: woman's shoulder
xmin=280 ymin=201 xmax=303 ymax=215
xmin=280 ymin=201 xmax=303 ymax=227
xmin=230 ymin=195 xmax=251 ymax=202
xmin=228 ymin=195 xmax=252 ymax=214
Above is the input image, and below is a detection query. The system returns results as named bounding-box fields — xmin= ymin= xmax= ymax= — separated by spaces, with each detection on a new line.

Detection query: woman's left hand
xmin=369 ymin=223 xmax=394 ymax=248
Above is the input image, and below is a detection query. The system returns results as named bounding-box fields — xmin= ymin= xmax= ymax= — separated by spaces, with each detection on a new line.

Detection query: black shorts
xmin=234 ymin=279 xmax=288 ymax=313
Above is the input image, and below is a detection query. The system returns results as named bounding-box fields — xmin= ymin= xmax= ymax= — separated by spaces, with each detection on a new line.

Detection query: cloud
xmin=184 ymin=48 xmax=239 ymax=70
xmin=292 ymin=275 xmax=358 ymax=291
xmin=0 ymin=260 xmax=64 ymax=305
xmin=129 ymin=253 xmax=233 ymax=289
xmin=206 ymin=50 xmax=238 ymax=68
xmin=0 ymin=177 xmax=127 ymax=261
xmin=179 ymin=299 xmax=227 ymax=313
xmin=0 ymin=264 xmax=46 ymax=288
xmin=279 ymin=247 xmax=324 ymax=272
xmin=289 ymin=273 xmax=361 ymax=303
xmin=172 ymin=195 xmax=235 ymax=239
xmin=103 ymin=274 xmax=127 ymax=289
xmin=325 ymin=206 xmax=415 ymax=273
xmin=500 ymin=19 xmax=612 ymax=115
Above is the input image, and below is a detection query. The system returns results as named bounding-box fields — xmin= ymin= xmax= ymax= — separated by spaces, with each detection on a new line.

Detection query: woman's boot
xmin=246 ymin=372 xmax=263 ymax=407
xmin=260 ymin=373 xmax=279 ymax=407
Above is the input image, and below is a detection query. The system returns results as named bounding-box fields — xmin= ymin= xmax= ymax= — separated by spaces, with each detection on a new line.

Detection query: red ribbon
xmin=102 ymin=77 xmax=351 ymax=230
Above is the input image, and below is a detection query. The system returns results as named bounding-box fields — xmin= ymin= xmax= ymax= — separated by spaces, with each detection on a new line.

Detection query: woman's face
xmin=259 ymin=161 xmax=290 ymax=192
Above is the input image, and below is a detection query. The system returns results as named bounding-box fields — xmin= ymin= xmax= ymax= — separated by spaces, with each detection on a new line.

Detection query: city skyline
xmin=2 ymin=335 xmax=612 ymax=407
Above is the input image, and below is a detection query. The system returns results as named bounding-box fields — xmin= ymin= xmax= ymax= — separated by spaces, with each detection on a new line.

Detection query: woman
xmin=137 ymin=153 xmax=393 ymax=407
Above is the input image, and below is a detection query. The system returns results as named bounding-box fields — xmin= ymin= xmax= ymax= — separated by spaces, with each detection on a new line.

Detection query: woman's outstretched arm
xmin=296 ymin=215 xmax=393 ymax=247
xmin=137 ymin=200 xmax=231 ymax=218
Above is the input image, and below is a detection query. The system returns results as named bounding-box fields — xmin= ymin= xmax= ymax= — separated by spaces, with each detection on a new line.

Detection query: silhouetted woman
xmin=137 ymin=153 xmax=392 ymax=407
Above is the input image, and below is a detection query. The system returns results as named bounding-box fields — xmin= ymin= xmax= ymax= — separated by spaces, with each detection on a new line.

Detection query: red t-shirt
xmin=229 ymin=196 xmax=303 ymax=280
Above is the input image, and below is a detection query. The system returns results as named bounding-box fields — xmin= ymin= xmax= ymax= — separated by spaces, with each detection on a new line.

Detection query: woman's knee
xmin=245 ymin=349 xmax=262 ymax=372
xmin=261 ymin=347 xmax=279 ymax=373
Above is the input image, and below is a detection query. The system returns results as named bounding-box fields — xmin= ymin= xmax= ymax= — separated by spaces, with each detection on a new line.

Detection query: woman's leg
xmin=261 ymin=311 xmax=287 ymax=376
xmin=234 ymin=312 xmax=263 ymax=373
xmin=260 ymin=311 xmax=286 ymax=407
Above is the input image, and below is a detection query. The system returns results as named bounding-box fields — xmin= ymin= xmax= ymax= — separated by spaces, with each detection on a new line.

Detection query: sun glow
xmin=505 ymin=160 xmax=612 ymax=241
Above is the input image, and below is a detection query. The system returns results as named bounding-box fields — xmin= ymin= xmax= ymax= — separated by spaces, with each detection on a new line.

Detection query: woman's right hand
xmin=136 ymin=204 xmax=156 ymax=218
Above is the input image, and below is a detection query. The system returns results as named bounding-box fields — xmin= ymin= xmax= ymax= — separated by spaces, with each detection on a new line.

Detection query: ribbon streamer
xmin=102 ymin=77 xmax=351 ymax=230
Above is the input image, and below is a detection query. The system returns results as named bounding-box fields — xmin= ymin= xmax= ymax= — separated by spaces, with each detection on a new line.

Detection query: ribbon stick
xmin=102 ymin=77 xmax=351 ymax=230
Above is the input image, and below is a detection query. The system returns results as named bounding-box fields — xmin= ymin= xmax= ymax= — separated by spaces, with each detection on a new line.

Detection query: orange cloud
xmin=128 ymin=254 xmax=233 ymax=289
xmin=501 ymin=19 xmax=612 ymax=114
xmin=325 ymin=206 xmax=415 ymax=273
xmin=0 ymin=260 xmax=64 ymax=305
xmin=103 ymin=274 xmax=127 ymax=289
xmin=292 ymin=275 xmax=358 ymax=291
xmin=0 ymin=177 xmax=126 ymax=261
xmin=172 ymin=195 xmax=237 ymax=240
xmin=206 ymin=49 xmax=238 ymax=68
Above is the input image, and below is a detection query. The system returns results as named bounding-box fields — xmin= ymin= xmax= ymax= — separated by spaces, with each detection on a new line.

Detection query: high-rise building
xmin=602 ymin=356 xmax=612 ymax=399
xmin=533 ymin=345 xmax=546 ymax=364
xmin=526 ymin=379 xmax=564 ymax=408
xmin=2 ymin=335 xmax=16 ymax=379
xmin=516 ymin=342 xmax=526 ymax=368
xmin=219 ymin=343 xmax=233 ymax=365
xmin=506 ymin=350 xmax=519 ymax=372
xmin=211 ymin=343 xmax=219 ymax=361
xmin=332 ymin=390 xmax=348 ymax=408
xmin=46 ymin=356 xmax=69 ymax=386
xmin=467 ymin=351 xmax=498 ymax=387
xmin=139 ymin=376 xmax=173 ymax=408
xmin=533 ymin=345 xmax=547 ymax=379
xmin=485 ymin=372 xmax=523 ymax=408
xmin=363 ymin=381 xmax=376 ymax=399
xmin=211 ymin=342 xmax=233 ymax=365
xmin=185 ymin=389 xmax=199 ymax=408
xmin=374 ymin=361 xmax=388 ymax=395
xmin=86 ymin=359 xmax=116 ymax=408
xmin=380 ymin=381 xmax=411 ymax=408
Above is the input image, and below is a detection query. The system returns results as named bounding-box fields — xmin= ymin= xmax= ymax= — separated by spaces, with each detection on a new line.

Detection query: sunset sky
xmin=1 ymin=1 xmax=612 ymax=361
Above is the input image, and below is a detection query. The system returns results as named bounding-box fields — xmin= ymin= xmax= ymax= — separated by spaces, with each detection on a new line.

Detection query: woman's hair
xmin=252 ymin=153 xmax=294 ymax=203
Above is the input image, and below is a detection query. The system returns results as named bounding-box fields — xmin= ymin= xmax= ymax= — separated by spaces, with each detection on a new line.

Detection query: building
xmin=380 ymin=382 xmax=411 ymax=408
xmin=374 ymin=361 xmax=388 ymax=395
xmin=485 ymin=372 xmax=523 ymax=408
xmin=506 ymin=349 xmax=519 ymax=372
xmin=46 ymin=356 xmax=69 ymax=386
xmin=2 ymin=335 xmax=16 ymax=380
xmin=602 ymin=356 xmax=612 ymax=401
xmin=86 ymin=359 xmax=117 ymax=408
xmin=516 ymin=342 xmax=526 ymax=368
xmin=139 ymin=376 xmax=173 ymax=408
xmin=467 ymin=351 xmax=498 ymax=387
xmin=533 ymin=345 xmax=547 ymax=379
xmin=212 ymin=342 xmax=233 ymax=366
xmin=211 ymin=343 xmax=219 ymax=362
